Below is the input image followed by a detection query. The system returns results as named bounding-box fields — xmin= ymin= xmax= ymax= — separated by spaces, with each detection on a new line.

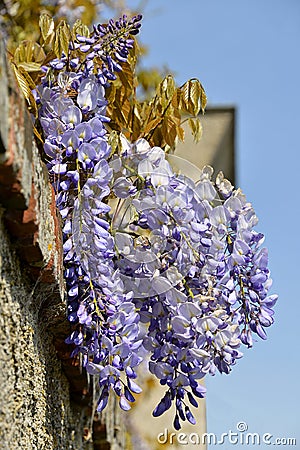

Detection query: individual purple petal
xmin=97 ymin=391 xmax=109 ymax=412
xmin=49 ymin=58 xmax=66 ymax=70
xmin=153 ymin=394 xmax=172 ymax=417
xmin=192 ymin=383 xmax=206 ymax=398
xmin=61 ymin=130 xmax=80 ymax=153
xmin=63 ymin=237 xmax=73 ymax=253
xmin=77 ymin=89 xmax=97 ymax=112
xmin=173 ymin=414 xmax=181 ymax=431
xmin=113 ymin=177 xmax=137 ymax=198
xmin=61 ymin=106 xmax=82 ymax=127
xmin=79 ymin=44 xmax=91 ymax=52
xmin=185 ymin=407 xmax=196 ymax=425
xmin=78 ymin=143 xmax=97 ymax=165
xmin=262 ymin=294 xmax=278 ymax=308
xmin=256 ymin=323 xmax=267 ymax=340
xmin=119 ymin=394 xmax=131 ymax=411
xmin=90 ymin=138 xmax=111 ymax=158
xmin=127 ymin=378 xmax=142 ymax=394
xmin=88 ymin=117 xmax=105 ymax=137
xmin=75 ymin=123 xmax=92 ymax=142
xmin=68 ymin=284 xmax=78 ymax=297
xmin=187 ymin=392 xmax=198 ymax=408
xmin=124 ymin=387 xmax=135 ymax=403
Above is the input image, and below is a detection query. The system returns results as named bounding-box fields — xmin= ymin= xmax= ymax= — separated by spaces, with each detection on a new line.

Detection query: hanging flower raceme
xmin=107 ymin=137 xmax=277 ymax=429
xmin=33 ymin=14 xmax=277 ymax=431
xmin=35 ymin=14 xmax=145 ymax=412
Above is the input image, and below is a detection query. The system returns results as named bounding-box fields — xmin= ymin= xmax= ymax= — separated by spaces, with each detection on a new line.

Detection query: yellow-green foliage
xmin=6 ymin=2 xmax=206 ymax=150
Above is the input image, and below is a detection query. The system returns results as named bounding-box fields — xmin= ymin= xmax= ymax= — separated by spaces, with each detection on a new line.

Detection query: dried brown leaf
xmin=143 ymin=117 xmax=162 ymax=135
xmin=180 ymin=79 xmax=207 ymax=116
xmin=39 ymin=13 xmax=54 ymax=42
xmin=72 ymin=19 xmax=90 ymax=39
xmin=176 ymin=125 xmax=185 ymax=142
xmin=162 ymin=117 xmax=177 ymax=148
xmin=188 ymin=117 xmax=203 ymax=143
xmin=12 ymin=63 xmax=37 ymax=117
xmin=18 ymin=62 xmax=41 ymax=72
xmin=14 ymin=41 xmax=45 ymax=65
xmin=54 ymin=21 xmax=71 ymax=58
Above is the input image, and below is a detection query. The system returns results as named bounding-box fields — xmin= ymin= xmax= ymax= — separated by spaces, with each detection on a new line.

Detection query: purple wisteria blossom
xmin=36 ymin=15 xmax=144 ymax=414
xmin=110 ymin=136 xmax=277 ymax=429
xmin=34 ymin=13 xmax=277 ymax=432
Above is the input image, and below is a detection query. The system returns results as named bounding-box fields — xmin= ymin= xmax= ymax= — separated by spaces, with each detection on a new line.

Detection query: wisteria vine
xmin=34 ymin=14 xmax=277 ymax=430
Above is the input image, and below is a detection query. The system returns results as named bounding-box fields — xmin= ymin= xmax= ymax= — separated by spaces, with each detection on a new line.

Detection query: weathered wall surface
xmin=0 ymin=34 xmax=124 ymax=450
xmin=0 ymin=212 xmax=87 ymax=450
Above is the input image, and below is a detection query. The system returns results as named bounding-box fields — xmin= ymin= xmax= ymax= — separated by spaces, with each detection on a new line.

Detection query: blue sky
xmin=124 ymin=0 xmax=300 ymax=447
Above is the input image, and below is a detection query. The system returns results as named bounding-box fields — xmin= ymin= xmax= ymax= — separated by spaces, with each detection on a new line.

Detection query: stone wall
xmin=0 ymin=35 xmax=124 ymax=450
xmin=0 ymin=211 xmax=87 ymax=450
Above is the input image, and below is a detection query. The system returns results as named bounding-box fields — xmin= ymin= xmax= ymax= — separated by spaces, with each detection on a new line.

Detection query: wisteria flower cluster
xmin=34 ymin=14 xmax=277 ymax=430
